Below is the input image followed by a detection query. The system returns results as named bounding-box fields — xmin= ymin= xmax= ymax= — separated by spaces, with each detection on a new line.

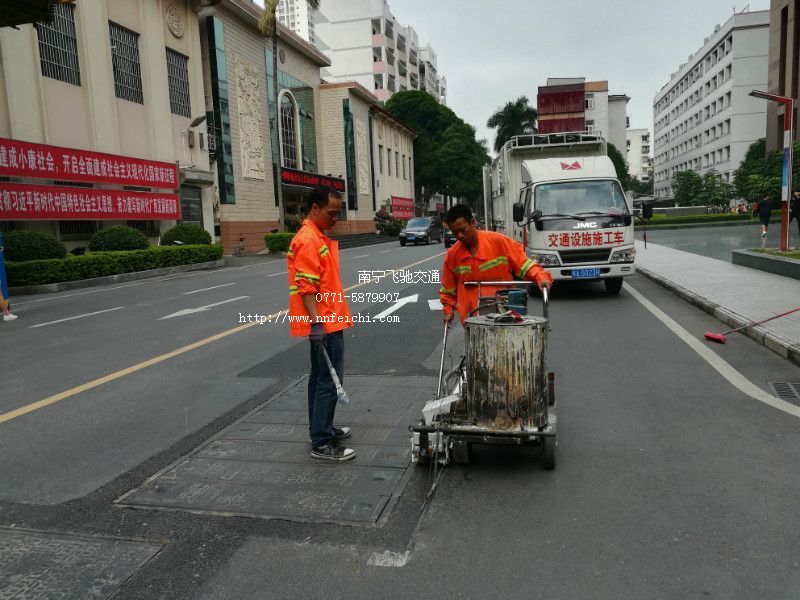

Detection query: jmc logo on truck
xmin=487 ymin=132 xmax=636 ymax=295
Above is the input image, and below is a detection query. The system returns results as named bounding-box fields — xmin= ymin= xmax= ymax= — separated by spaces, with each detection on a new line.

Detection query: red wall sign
xmin=281 ymin=167 xmax=345 ymax=192
xmin=0 ymin=137 xmax=177 ymax=188
xmin=0 ymin=182 xmax=180 ymax=220
xmin=391 ymin=196 xmax=414 ymax=219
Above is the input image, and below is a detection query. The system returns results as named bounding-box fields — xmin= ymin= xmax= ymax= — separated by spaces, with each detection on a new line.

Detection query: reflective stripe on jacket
xmin=439 ymin=229 xmax=553 ymax=324
xmin=287 ymin=220 xmax=353 ymax=336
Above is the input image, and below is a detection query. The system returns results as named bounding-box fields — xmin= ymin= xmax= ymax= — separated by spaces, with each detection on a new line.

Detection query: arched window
xmin=278 ymin=90 xmax=301 ymax=169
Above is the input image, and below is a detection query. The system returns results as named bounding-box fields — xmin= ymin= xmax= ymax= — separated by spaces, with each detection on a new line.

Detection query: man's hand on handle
xmin=309 ymin=322 xmax=326 ymax=348
xmin=442 ymin=310 xmax=454 ymax=326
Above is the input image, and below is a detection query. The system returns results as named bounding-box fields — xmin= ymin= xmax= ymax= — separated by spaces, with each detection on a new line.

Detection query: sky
xmin=382 ymin=0 xmax=771 ymax=154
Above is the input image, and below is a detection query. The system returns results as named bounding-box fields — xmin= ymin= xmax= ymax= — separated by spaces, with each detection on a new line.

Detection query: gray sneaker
xmin=311 ymin=440 xmax=356 ymax=461
xmin=333 ymin=426 xmax=351 ymax=440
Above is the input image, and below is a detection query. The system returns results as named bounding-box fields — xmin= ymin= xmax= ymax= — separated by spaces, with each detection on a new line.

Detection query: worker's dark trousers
xmin=308 ymin=330 xmax=344 ymax=447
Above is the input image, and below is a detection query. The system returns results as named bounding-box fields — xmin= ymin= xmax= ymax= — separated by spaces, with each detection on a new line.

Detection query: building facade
xmin=765 ymin=0 xmax=800 ymax=152
xmin=318 ymin=81 xmax=415 ymax=232
xmin=626 ymin=128 xmax=652 ymax=181
xmin=0 ymin=0 xmax=214 ymax=248
xmin=275 ymin=0 xmax=316 ymax=46
xmin=314 ymin=0 xmax=445 ymax=104
xmin=537 ymin=78 xmax=628 ymax=156
xmin=652 ymin=10 xmax=770 ymax=199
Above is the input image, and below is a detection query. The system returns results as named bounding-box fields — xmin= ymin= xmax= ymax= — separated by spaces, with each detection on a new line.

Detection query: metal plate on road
xmin=117 ymin=375 xmax=436 ymax=525
xmin=0 ymin=528 xmax=161 ymax=600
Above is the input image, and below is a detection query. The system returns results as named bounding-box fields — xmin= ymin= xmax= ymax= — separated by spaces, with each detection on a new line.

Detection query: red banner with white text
xmin=0 ymin=137 xmax=178 ymax=188
xmin=0 ymin=182 xmax=180 ymax=220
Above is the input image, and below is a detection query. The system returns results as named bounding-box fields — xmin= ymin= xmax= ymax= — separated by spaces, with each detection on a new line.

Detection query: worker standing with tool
xmin=439 ymin=205 xmax=554 ymax=325
xmin=288 ymin=186 xmax=356 ymax=461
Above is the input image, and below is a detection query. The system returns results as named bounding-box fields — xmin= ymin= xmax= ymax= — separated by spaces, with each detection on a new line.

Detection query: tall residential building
xmin=314 ymin=0 xmax=446 ymax=103
xmin=627 ymin=128 xmax=652 ymax=181
xmin=765 ymin=0 xmax=800 ymax=153
xmin=652 ymin=10 xmax=769 ymax=199
xmin=536 ymin=78 xmax=629 ymax=156
xmin=275 ymin=0 xmax=316 ymax=46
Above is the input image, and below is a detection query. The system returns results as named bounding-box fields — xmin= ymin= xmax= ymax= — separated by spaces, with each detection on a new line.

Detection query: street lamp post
xmin=748 ymin=90 xmax=794 ymax=251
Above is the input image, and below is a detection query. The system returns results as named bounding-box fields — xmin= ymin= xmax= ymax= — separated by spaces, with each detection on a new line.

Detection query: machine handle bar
xmin=464 ymin=281 xmax=548 ymax=321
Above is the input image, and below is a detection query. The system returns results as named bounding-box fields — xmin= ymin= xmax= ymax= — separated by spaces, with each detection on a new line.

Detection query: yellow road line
xmin=0 ymin=251 xmax=445 ymax=424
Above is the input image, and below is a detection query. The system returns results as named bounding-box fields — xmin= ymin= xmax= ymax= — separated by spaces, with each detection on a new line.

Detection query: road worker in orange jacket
xmin=439 ymin=204 xmax=553 ymax=325
xmin=287 ymin=186 xmax=355 ymax=462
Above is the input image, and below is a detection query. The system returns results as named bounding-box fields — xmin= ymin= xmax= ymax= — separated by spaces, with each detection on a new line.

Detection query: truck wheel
xmin=604 ymin=277 xmax=623 ymax=295
xmin=542 ymin=436 xmax=555 ymax=470
xmin=452 ymin=441 xmax=471 ymax=465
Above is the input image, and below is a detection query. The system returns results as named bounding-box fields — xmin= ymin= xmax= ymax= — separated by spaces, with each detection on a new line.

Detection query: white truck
xmin=488 ymin=132 xmax=636 ymax=295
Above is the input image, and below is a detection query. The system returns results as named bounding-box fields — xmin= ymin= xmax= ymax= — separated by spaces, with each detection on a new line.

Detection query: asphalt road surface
xmin=1 ymin=238 xmax=799 ymax=599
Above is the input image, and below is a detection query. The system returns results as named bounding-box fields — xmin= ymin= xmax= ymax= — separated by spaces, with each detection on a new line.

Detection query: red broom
xmin=704 ymin=306 xmax=800 ymax=343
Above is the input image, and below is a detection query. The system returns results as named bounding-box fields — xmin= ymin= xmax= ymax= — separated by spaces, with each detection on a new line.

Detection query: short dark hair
xmin=445 ymin=204 xmax=473 ymax=224
xmin=304 ymin=186 xmax=342 ymax=213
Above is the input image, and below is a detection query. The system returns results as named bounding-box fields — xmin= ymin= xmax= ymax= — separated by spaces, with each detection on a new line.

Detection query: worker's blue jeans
xmin=308 ymin=330 xmax=344 ymax=447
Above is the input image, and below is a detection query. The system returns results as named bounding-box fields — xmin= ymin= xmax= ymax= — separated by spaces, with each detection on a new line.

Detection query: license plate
xmin=571 ymin=268 xmax=601 ymax=279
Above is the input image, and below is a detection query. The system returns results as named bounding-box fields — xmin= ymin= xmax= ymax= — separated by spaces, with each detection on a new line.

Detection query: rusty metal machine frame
xmin=411 ymin=282 xmax=556 ymax=469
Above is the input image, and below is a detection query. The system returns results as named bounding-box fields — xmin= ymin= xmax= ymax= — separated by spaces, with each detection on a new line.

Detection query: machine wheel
xmin=400 ymin=239 xmax=406 ymax=247
xmin=542 ymin=436 xmax=555 ymax=470
xmin=604 ymin=277 xmax=623 ymax=295
xmin=424 ymin=235 xmax=431 ymax=245
xmin=452 ymin=440 xmax=471 ymax=465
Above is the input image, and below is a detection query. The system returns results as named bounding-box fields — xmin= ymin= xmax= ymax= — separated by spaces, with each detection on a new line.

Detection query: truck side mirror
xmin=512 ymin=202 xmax=524 ymax=223
xmin=623 ymin=214 xmax=632 ymax=226
xmin=642 ymin=204 xmax=654 ymax=220
xmin=530 ymin=209 xmax=542 ymax=221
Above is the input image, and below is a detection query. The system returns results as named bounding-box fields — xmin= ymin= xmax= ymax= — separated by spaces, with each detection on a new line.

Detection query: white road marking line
xmin=159 ymin=296 xmax=250 ymax=320
xmin=367 ymin=550 xmax=409 ymax=568
xmin=268 ymin=271 xmax=288 ymax=277
xmin=29 ymin=307 xmax=125 ymax=329
xmin=372 ymin=294 xmax=418 ymax=320
xmin=428 ymin=299 xmax=443 ymax=310
xmin=378 ymin=250 xmax=392 ymax=254
xmin=624 ymin=283 xmax=800 ymax=419
xmin=352 ymin=254 xmax=369 ymax=259
xmin=183 ymin=283 xmax=236 ymax=295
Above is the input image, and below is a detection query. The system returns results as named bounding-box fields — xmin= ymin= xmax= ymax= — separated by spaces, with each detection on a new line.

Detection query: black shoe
xmin=333 ymin=426 xmax=351 ymax=440
xmin=311 ymin=441 xmax=356 ymax=461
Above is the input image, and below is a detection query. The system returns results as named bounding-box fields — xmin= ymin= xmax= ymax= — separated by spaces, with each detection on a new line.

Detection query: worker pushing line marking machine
xmin=411 ymin=281 xmax=556 ymax=469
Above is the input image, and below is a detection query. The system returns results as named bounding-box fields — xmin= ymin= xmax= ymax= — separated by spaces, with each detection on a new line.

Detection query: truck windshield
xmin=534 ymin=180 xmax=628 ymax=216
xmin=406 ymin=218 xmax=430 ymax=228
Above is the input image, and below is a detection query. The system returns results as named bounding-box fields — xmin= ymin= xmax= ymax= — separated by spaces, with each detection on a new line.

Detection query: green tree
xmin=606 ymin=143 xmax=630 ymax=188
xmin=672 ymin=170 xmax=704 ymax=206
xmin=628 ymin=177 xmax=654 ymax=197
xmin=259 ymin=0 xmax=320 ymax=231
xmin=734 ymin=137 xmax=800 ymax=200
xmin=486 ymin=96 xmax=538 ymax=153
xmin=385 ymin=90 xmax=488 ymax=211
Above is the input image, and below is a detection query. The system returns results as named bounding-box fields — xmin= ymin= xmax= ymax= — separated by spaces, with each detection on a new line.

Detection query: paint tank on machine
xmin=464 ymin=315 xmax=549 ymax=429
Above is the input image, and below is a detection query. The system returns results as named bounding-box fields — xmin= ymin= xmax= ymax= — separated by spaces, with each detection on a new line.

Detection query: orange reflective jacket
xmin=439 ymin=229 xmax=553 ymax=324
xmin=287 ymin=220 xmax=353 ymax=337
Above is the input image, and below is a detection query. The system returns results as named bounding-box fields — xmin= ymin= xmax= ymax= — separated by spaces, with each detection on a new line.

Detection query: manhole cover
xmin=768 ymin=381 xmax=800 ymax=403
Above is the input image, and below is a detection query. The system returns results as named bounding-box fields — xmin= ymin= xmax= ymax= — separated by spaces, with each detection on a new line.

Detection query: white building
xmin=652 ymin=10 xmax=769 ymax=199
xmin=627 ymin=128 xmax=652 ymax=181
xmin=314 ymin=0 xmax=445 ymax=104
xmin=275 ymin=0 xmax=316 ymax=46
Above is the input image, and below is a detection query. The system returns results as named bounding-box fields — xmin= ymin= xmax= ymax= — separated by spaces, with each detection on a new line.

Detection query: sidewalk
xmin=634 ymin=241 xmax=800 ymax=367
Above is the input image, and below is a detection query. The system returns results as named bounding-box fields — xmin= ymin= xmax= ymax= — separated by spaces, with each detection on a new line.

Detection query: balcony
xmin=409 ymin=50 xmax=418 ymax=65
xmin=373 ymin=61 xmax=387 ymax=74
xmin=372 ymin=33 xmax=385 ymax=47
xmin=374 ymin=88 xmax=390 ymax=102
xmin=386 ymin=48 xmax=395 ymax=66
xmin=398 ymin=60 xmax=407 ymax=77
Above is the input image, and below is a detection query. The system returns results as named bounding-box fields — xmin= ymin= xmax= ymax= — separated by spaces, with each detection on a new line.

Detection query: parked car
xmin=399 ymin=217 xmax=443 ymax=246
xmin=444 ymin=228 xmax=457 ymax=248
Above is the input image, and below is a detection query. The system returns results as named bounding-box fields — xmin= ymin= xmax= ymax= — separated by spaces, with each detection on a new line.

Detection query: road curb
xmin=635 ymin=219 xmax=756 ymax=231
xmin=731 ymin=249 xmax=800 ymax=281
xmin=636 ymin=266 xmax=800 ymax=368
xmin=9 ymin=259 xmax=225 ymax=296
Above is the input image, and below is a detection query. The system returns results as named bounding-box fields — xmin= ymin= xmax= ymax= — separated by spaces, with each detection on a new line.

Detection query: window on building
xmin=378 ymin=144 xmax=383 ymax=173
xmin=109 ymin=21 xmax=144 ymax=104
xmin=395 ymin=151 xmax=399 ymax=176
xmin=36 ymin=2 xmax=81 ymax=86
xmin=585 ymin=94 xmax=594 ymax=110
xmin=387 ymin=148 xmax=392 ymax=176
xmin=59 ymin=220 xmax=97 ymax=239
xmin=402 ymin=154 xmax=406 ymax=179
xmin=279 ymin=91 xmax=300 ymax=169
xmin=166 ymin=48 xmax=191 ymax=118
xmin=586 ymin=120 xmax=595 ymax=133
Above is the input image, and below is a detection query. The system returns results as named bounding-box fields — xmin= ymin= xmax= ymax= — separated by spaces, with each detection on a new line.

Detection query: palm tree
xmin=258 ymin=0 xmax=320 ymax=231
xmin=486 ymin=96 xmax=538 ymax=154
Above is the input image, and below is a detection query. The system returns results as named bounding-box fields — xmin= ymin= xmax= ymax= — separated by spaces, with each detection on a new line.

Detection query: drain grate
xmin=768 ymin=382 xmax=800 ymax=402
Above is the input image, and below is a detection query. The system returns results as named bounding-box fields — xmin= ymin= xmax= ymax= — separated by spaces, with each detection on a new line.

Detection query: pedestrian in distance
xmin=287 ymin=185 xmax=356 ymax=462
xmin=756 ymin=192 xmax=774 ymax=239
xmin=439 ymin=204 xmax=554 ymax=326
xmin=0 ymin=232 xmax=16 ymax=322
xmin=790 ymin=190 xmax=800 ymax=240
